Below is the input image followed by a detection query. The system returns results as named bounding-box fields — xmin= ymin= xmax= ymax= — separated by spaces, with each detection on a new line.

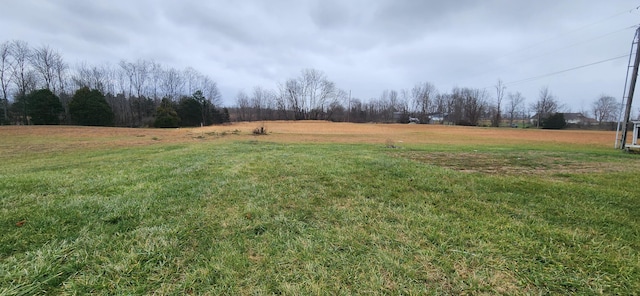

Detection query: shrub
xmin=253 ymin=125 xmax=267 ymax=135
xmin=154 ymin=98 xmax=180 ymax=128
xmin=542 ymin=113 xmax=567 ymax=129
xmin=25 ymin=89 xmax=63 ymax=125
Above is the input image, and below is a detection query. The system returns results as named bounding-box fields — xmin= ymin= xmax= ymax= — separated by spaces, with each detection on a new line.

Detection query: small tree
xmin=25 ymin=89 xmax=63 ymax=124
xmin=69 ymin=87 xmax=114 ymax=126
xmin=154 ymin=97 xmax=180 ymax=128
xmin=542 ymin=112 xmax=566 ymax=129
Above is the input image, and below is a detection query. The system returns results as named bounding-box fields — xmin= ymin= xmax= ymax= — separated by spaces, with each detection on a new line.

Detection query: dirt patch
xmin=393 ymin=151 xmax=633 ymax=175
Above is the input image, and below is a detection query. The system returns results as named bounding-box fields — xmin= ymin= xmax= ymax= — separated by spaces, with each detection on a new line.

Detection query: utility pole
xmin=619 ymin=27 xmax=640 ymax=149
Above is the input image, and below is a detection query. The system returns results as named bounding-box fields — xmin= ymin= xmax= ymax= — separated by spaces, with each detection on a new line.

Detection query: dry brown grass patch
xmin=393 ymin=151 xmax=634 ymax=175
xmin=0 ymin=121 xmax=618 ymax=154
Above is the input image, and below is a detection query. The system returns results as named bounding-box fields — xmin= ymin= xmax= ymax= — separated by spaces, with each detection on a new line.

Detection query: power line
xmin=492 ymin=6 xmax=639 ymax=63
xmin=510 ymin=25 xmax=634 ymax=65
xmin=464 ymin=25 xmax=636 ymax=82
xmin=455 ymin=6 xmax=639 ymax=83
xmin=504 ymin=54 xmax=629 ymax=86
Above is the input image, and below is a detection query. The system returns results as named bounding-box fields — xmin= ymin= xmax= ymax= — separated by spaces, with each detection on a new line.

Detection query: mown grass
xmin=1 ymin=127 xmax=639 ymax=295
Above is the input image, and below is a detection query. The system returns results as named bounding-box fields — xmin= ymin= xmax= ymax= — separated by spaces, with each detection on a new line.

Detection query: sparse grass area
xmin=1 ymin=123 xmax=639 ymax=294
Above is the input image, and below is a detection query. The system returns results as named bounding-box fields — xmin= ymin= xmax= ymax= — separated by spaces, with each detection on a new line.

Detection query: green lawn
xmin=1 ymin=132 xmax=639 ymax=294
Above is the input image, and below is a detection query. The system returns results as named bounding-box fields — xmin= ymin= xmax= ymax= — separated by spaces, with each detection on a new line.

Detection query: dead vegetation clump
xmin=252 ymin=125 xmax=267 ymax=135
xmin=385 ymin=138 xmax=398 ymax=149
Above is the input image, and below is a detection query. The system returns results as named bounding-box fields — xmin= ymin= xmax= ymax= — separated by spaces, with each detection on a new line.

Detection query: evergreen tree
xmin=221 ymin=107 xmax=230 ymax=123
xmin=25 ymin=89 xmax=63 ymax=124
xmin=192 ymin=90 xmax=206 ymax=126
xmin=154 ymin=97 xmax=180 ymax=128
xmin=69 ymin=87 xmax=114 ymax=126
xmin=10 ymin=94 xmax=28 ymax=124
xmin=542 ymin=113 xmax=567 ymax=129
xmin=176 ymin=96 xmax=202 ymax=127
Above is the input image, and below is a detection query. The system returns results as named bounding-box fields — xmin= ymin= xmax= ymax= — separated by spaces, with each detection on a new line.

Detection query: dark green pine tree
xmin=542 ymin=113 xmax=567 ymax=129
xmin=177 ymin=96 xmax=203 ymax=127
xmin=154 ymin=97 xmax=180 ymax=128
xmin=25 ymin=89 xmax=64 ymax=125
xmin=69 ymin=87 xmax=114 ymax=126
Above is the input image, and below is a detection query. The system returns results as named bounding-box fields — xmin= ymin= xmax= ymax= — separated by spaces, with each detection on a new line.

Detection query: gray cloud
xmin=1 ymin=0 xmax=638 ymax=110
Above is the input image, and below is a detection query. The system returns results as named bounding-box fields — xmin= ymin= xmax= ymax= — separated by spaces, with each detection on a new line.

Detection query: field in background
xmin=0 ymin=120 xmax=617 ymax=149
xmin=1 ymin=122 xmax=638 ymax=294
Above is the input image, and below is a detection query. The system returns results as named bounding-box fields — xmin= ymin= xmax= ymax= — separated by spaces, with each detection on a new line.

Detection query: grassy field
xmin=1 ymin=122 xmax=638 ymax=295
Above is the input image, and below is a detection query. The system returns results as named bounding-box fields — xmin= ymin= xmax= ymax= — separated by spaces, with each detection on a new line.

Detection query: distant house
xmin=427 ymin=112 xmax=447 ymax=124
xmin=563 ymin=113 xmax=596 ymax=125
xmin=392 ymin=112 xmax=404 ymax=121
xmin=530 ymin=112 xmax=596 ymax=126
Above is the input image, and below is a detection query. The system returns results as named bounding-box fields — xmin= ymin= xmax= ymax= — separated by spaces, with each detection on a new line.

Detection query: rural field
xmin=1 ymin=121 xmax=639 ymax=295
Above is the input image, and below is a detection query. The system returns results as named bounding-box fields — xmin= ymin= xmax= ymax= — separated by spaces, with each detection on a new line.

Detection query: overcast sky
xmin=2 ymin=0 xmax=639 ymax=111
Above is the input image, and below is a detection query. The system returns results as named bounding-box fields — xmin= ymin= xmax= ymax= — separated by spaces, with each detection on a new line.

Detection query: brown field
xmin=0 ymin=121 xmax=618 ymax=153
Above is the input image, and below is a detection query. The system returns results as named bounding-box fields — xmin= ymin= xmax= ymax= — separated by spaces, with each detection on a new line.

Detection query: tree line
xmin=232 ymin=71 xmax=622 ymax=129
xmin=0 ymin=40 xmax=227 ymax=127
xmin=0 ymin=39 xmax=623 ymax=128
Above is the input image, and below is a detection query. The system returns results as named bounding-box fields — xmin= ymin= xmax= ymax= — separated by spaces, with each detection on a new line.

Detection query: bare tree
xmin=51 ymin=56 xmax=70 ymax=122
xmin=183 ymin=67 xmax=198 ymax=95
xmin=30 ymin=45 xmax=60 ymax=91
xmin=281 ymin=68 xmax=338 ymax=120
xmin=447 ymin=88 xmax=464 ymax=124
xmin=160 ymin=67 xmax=183 ymax=100
xmin=411 ymin=82 xmax=436 ymax=117
xmin=200 ymin=75 xmax=221 ymax=107
xmin=52 ymin=52 xmax=68 ymax=95
xmin=9 ymin=40 xmax=36 ymax=124
xmin=347 ymin=97 xmax=364 ymax=122
xmin=388 ymin=89 xmax=399 ymax=112
xmin=9 ymin=40 xmax=33 ymax=99
xmin=251 ymin=86 xmax=267 ymax=120
xmin=149 ymin=60 xmax=162 ymax=101
xmin=235 ymin=90 xmax=250 ymax=121
xmin=0 ymin=41 xmax=12 ymax=123
xmin=531 ymin=87 xmax=560 ymax=128
xmin=432 ymin=93 xmax=449 ymax=114
xmin=301 ymin=68 xmax=337 ymax=119
xmin=262 ymin=88 xmax=277 ymax=120
xmin=72 ymin=62 xmax=111 ymax=93
xmin=327 ymin=88 xmax=348 ymax=121
xmin=506 ymin=91 xmax=525 ymax=127
xmin=118 ymin=60 xmax=134 ymax=96
xmin=274 ymin=84 xmax=291 ymax=120
xmin=462 ymin=88 xmax=487 ymax=126
xmin=115 ymin=63 xmax=128 ymax=95
xmin=592 ymin=94 xmax=620 ymax=126
xmin=445 ymin=87 xmax=487 ymax=125
xmin=281 ymin=78 xmax=302 ymax=119
xmin=118 ymin=59 xmax=149 ymax=98
xmin=492 ymin=79 xmax=505 ymax=127
xmin=377 ymin=89 xmax=397 ymax=121
xmin=398 ymin=89 xmax=410 ymax=114
xmin=103 ymin=63 xmax=119 ymax=95
xmin=131 ymin=59 xmax=149 ymax=98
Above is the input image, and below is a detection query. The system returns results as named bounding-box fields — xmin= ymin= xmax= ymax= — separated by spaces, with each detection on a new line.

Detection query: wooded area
xmin=0 ymin=40 xmax=623 ymax=128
